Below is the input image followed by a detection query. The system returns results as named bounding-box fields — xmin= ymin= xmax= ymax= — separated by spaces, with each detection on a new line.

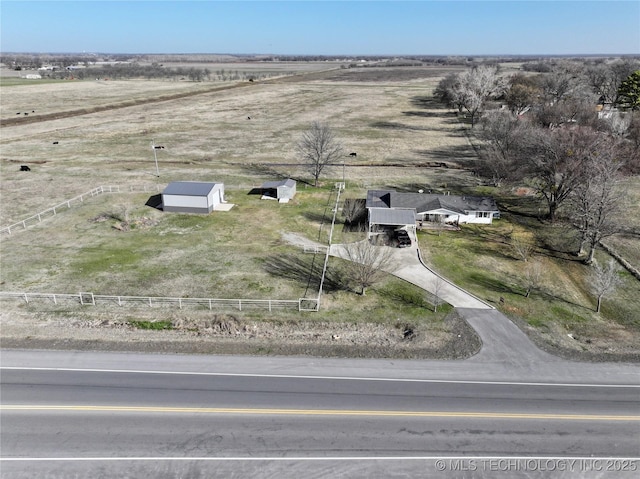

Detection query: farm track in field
xmin=1 ymin=68 xmax=341 ymax=127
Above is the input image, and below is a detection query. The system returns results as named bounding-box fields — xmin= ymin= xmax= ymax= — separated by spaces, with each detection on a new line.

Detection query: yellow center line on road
xmin=1 ymin=405 xmax=638 ymax=421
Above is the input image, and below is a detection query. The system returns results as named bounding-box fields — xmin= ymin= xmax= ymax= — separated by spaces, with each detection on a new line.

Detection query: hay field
xmin=1 ymin=66 xmax=478 ymax=224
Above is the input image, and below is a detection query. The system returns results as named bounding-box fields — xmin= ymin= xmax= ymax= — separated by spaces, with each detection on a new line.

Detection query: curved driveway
xmin=329 ymin=238 xmax=626 ymax=369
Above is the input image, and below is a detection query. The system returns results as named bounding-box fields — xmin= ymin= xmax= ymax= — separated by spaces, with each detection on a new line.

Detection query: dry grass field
xmin=1 ymin=63 xmax=638 ymax=359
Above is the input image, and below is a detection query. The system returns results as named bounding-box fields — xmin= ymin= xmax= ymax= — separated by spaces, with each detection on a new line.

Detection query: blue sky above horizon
xmin=1 ymin=1 xmax=638 ymax=56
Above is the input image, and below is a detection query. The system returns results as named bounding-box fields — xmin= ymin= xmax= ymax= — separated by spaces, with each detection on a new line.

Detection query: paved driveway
xmin=330 ymin=239 xmax=491 ymax=309
xmin=329 ymin=238 xmax=565 ymax=364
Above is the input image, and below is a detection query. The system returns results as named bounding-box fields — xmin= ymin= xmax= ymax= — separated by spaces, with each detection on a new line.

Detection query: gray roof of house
xmin=369 ymin=207 xmax=416 ymax=226
xmin=366 ymin=189 xmax=498 ymax=213
xmin=261 ymin=178 xmax=296 ymax=189
xmin=163 ymin=181 xmax=220 ymax=196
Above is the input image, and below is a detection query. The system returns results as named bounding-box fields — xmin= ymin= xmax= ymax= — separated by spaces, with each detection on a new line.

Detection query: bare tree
xmin=342 ymin=198 xmax=366 ymax=229
xmin=477 ymin=109 xmax=528 ymax=186
xmin=452 ymin=65 xmax=505 ymax=127
xmin=341 ymin=235 xmax=397 ymax=296
xmin=569 ymin=142 xmax=625 ymax=264
xmin=533 ymin=87 xmax=598 ymax=129
xmin=505 ymin=73 xmax=541 ymax=115
xmin=432 ymin=275 xmax=445 ymax=312
xmin=511 ymin=232 xmax=535 ymax=262
xmin=297 ymin=122 xmax=344 ymax=187
xmin=585 ymin=63 xmax=622 ymax=105
xmin=434 ymin=72 xmax=464 ymax=111
xmin=523 ymin=259 xmax=544 ymax=298
xmin=522 ymin=126 xmax=600 ymax=222
xmin=589 ymin=259 xmax=623 ymax=313
xmin=540 ymin=67 xmax=577 ymax=104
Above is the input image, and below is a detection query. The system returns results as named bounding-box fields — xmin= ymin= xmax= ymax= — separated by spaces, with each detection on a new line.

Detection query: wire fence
xmin=0 ymin=182 xmax=314 ymax=237
xmin=0 ymin=182 xmax=336 ymax=313
xmin=0 ymin=291 xmax=319 ymax=312
xmin=0 ymin=184 xmax=163 ymax=236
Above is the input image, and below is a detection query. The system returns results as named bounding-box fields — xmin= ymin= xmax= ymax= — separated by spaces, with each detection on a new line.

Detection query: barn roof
xmin=163 ymin=181 xmax=220 ymax=196
xmin=261 ymin=178 xmax=296 ymax=189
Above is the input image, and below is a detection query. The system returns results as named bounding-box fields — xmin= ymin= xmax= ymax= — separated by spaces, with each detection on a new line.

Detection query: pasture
xmin=1 ymin=63 xmax=638 ymax=359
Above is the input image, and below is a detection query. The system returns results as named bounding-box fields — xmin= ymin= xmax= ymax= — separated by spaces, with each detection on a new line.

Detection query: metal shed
xmin=260 ymin=178 xmax=296 ymax=203
xmin=162 ymin=181 xmax=225 ymax=214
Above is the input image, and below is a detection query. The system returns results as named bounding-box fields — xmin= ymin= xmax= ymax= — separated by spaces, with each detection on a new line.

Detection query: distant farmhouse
xmin=366 ymin=189 xmax=499 ymax=233
xmin=162 ymin=181 xmax=226 ymax=214
xmin=260 ymin=178 xmax=296 ymax=203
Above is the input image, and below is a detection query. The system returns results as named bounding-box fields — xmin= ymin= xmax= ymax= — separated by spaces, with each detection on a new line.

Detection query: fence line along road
xmin=0 ymin=291 xmax=319 ymax=312
xmin=0 ymin=184 xmax=164 ymax=236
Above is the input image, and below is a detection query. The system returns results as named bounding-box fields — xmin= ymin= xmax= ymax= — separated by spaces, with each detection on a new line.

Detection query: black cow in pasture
xmin=349 ymin=152 xmax=357 ymax=157
xmin=20 ymin=165 xmax=31 ymax=171
xmin=53 ymin=141 xmax=59 ymax=145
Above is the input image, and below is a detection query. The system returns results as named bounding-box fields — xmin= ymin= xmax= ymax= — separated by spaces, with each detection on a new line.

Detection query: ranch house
xmin=366 ymin=189 xmax=500 ymax=232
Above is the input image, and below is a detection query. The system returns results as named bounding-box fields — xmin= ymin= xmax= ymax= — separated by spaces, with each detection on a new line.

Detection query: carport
xmin=367 ymin=207 xmax=416 ymax=238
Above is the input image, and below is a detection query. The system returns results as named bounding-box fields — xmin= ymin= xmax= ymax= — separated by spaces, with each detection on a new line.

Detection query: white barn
xmin=162 ymin=181 xmax=225 ymax=214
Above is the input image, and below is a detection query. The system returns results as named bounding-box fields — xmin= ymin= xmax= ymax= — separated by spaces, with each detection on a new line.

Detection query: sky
xmin=1 ymin=1 xmax=639 ymax=56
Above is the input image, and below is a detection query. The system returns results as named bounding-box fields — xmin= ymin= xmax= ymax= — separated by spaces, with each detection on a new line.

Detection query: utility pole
xmin=151 ymin=139 xmax=164 ymax=177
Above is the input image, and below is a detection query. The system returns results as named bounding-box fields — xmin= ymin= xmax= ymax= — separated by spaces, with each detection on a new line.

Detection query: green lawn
xmin=419 ymin=214 xmax=640 ymax=333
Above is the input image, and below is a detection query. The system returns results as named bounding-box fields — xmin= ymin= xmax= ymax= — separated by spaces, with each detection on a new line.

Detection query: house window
xmin=476 ymin=211 xmax=491 ymax=218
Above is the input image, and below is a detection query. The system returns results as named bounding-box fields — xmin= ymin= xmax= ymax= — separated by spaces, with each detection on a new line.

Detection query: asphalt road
xmin=1 ymin=350 xmax=639 ymax=478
